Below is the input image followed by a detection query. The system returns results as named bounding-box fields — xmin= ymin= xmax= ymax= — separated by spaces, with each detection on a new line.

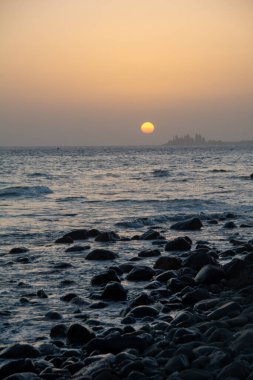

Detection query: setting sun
xmin=140 ymin=122 xmax=155 ymax=134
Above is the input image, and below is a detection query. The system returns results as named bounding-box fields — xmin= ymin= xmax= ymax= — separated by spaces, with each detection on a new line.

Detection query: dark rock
xmin=101 ymin=282 xmax=127 ymax=301
xmin=195 ymin=265 xmax=225 ymax=284
xmin=90 ymin=301 xmax=107 ymax=309
xmin=95 ymin=231 xmax=120 ymax=242
xmin=50 ymin=324 xmax=67 ymax=338
xmin=223 ymin=221 xmax=237 ymax=229
xmin=65 ymin=245 xmax=90 ymax=252
xmin=91 ymin=269 xmax=120 ymax=286
xmin=119 ymin=263 xmax=135 ymax=273
xmin=250 ymin=173 xmax=253 ymax=179
xmin=182 ymin=288 xmax=210 ymax=305
xmin=3 ymin=374 xmax=41 ymax=380
xmin=167 ymin=276 xmax=195 ymax=293
xmin=60 ymin=293 xmax=78 ymax=302
xmin=171 ymin=311 xmax=197 ymax=327
xmin=87 ymin=228 xmax=100 ymax=237
xmin=177 ymin=369 xmax=212 ymax=380
xmin=156 ymin=270 xmax=177 ymax=282
xmin=230 ymin=329 xmax=253 ymax=353
xmin=37 ymin=289 xmax=48 ymax=299
xmin=126 ymin=266 xmax=155 ymax=281
xmin=128 ymin=293 xmax=154 ymax=308
xmin=127 ymin=306 xmax=159 ymax=318
xmin=86 ymin=249 xmax=118 ymax=260
xmin=55 ymin=236 xmax=73 ymax=244
xmin=223 ymin=258 xmax=247 ymax=279
xmin=45 ymin=311 xmax=62 ymax=320
xmin=165 ymin=237 xmax=192 ymax=251
xmin=9 ymin=247 xmax=29 ymax=254
xmin=64 ymin=229 xmax=88 ymax=240
xmin=165 ymin=354 xmax=189 ymax=373
xmin=184 ymin=251 xmax=217 ymax=271
xmin=0 ymin=359 xmax=35 ymax=379
xmin=138 ymin=249 xmax=161 ymax=258
xmin=171 ymin=217 xmax=203 ymax=231
xmin=0 ymin=344 xmax=40 ymax=359
xmin=217 ymin=360 xmax=250 ymax=380
xmin=154 ymin=256 xmax=182 ymax=270
xmin=140 ymin=230 xmax=163 ymax=240
xmin=208 ymin=301 xmax=241 ymax=319
xmin=54 ymin=261 xmax=72 ymax=269
xmin=66 ymin=323 xmax=95 ymax=346
xmin=225 ymin=264 xmax=253 ymax=288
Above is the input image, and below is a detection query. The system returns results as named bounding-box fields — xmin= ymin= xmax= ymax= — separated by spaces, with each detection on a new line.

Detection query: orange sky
xmin=1 ymin=0 xmax=253 ymax=145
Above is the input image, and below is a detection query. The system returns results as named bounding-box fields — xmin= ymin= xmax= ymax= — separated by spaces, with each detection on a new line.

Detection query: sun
xmin=140 ymin=122 xmax=155 ymax=134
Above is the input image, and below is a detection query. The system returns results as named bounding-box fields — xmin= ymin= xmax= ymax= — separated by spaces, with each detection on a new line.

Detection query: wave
xmin=0 ymin=186 xmax=53 ymax=198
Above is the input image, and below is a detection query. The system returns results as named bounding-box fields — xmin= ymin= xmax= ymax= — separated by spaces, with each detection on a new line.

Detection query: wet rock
xmin=101 ymin=282 xmax=127 ymax=301
xmin=95 ymin=231 xmax=120 ymax=242
xmin=65 ymin=245 xmax=90 ymax=252
xmin=128 ymin=293 xmax=154 ymax=308
xmin=195 ymin=265 xmax=225 ymax=284
xmin=70 ymin=296 xmax=90 ymax=307
xmin=60 ymin=293 xmax=78 ymax=302
xmin=250 ymin=173 xmax=253 ymax=179
xmin=165 ymin=237 xmax=192 ymax=251
xmin=86 ymin=249 xmax=118 ymax=260
xmin=54 ymin=262 xmax=72 ymax=269
xmin=167 ymin=276 xmax=195 ymax=292
xmin=165 ymin=354 xmax=189 ymax=373
xmin=4 ymin=374 xmax=41 ymax=380
xmin=230 ymin=329 xmax=253 ymax=353
xmin=208 ymin=301 xmax=241 ymax=319
xmin=0 ymin=344 xmax=40 ymax=359
xmin=182 ymin=288 xmax=210 ymax=305
xmin=171 ymin=217 xmax=203 ymax=231
xmin=184 ymin=251 xmax=217 ymax=271
xmin=37 ymin=289 xmax=48 ymax=299
xmin=177 ymin=369 xmax=213 ymax=380
xmin=55 ymin=236 xmax=73 ymax=244
xmin=66 ymin=323 xmax=95 ymax=346
xmin=127 ymin=306 xmax=159 ymax=318
xmin=50 ymin=324 xmax=67 ymax=338
xmin=217 ymin=360 xmax=250 ymax=380
xmin=9 ymin=247 xmax=29 ymax=254
xmin=171 ymin=311 xmax=197 ymax=327
xmin=91 ymin=269 xmax=120 ymax=285
xmin=126 ymin=266 xmax=155 ymax=281
xmin=156 ymin=270 xmax=177 ymax=283
xmin=225 ymin=264 xmax=253 ymax=289
xmin=223 ymin=221 xmax=237 ymax=229
xmin=64 ymin=229 xmax=89 ymax=240
xmin=154 ymin=256 xmax=182 ymax=270
xmin=140 ymin=230 xmax=163 ymax=240
xmin=90 ymin=301 xmax=107 ymax=309
xmin=138 ymin=249 xmax=161 ymax=258
xmin=87 ymin=228 xmax=100 ymax=237
xmin=119 ymin=263 xmax=135 ymax=273
xmin=45 ymin=311 xmax=62 ymax=320
xmin=0 ymin=359 xmax=35 ymax=379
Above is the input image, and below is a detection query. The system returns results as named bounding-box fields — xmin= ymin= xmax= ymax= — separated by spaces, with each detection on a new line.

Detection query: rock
xmin=101 ymin=282 xmax=127 ymax=301
xmin=65 ymin=245 xmax=90 ymax=252
xmin=230 ymin=329 xmax=253 ymax=353
xmin=217 ymin=360 xmax=250 ymax=380
xmin=195 ymin=265 xmax=225 ymax=284
xmin=225 ymin=264 xmax=253 ymax=289
xmin=165 ymin=354 xmax=189 ymax=373
xmin=87 ymin=228 xmax=100 ymax=237
xmin=128 ymin=293 xmax=154 ymax=308
xmin=184 ymin=251 xmax=217 ymax=271
xmin=54 ymin=261 xmax=72 ymax=269
xmin=45 ymin=311 xmax=62 ymax=320
xmin=250 ymin=173 xmax=253 ymax=179
xmin=0 ymin=344 xmax=40 ymax=359
xmin=0 ymin=359 xmax=35 ymax=379
xmin=50 ymin=324 xmax=67 ymax=338
xmin=171 ymin=217 xmax=203 ymax=231
xmin=223 ymin=221 xmax=237 ymax=229
xmin=208 ymin=301 xmax=241 ymax=319
xmin=37 ymin=289 xmax=48 ymax=299
xmin=9 ymin=247 xmax=29 ymax=254
xmin=66 ymin=323 xmax=95 ymax=346
xmin=4 ymin=374 xmax=41 ymax=380
xmin=182 ymin=288 xmax=210 ymax=305
xmin=55 ymin=236 xmax=73 ymax=244
xmin=165 ymin=237 xmax=192 ymax=251
xmin=126 ymin=266 xmax=155 ymax=281
xmin=156 ymin=270 xmax=177 ymax=282
xmin=178 ymin=369 xmax=213 ymax=380
xmin=171 ymin=311 xmax=197 ymax=327
xmin=86 ymin=249 xmax=118 ymax=260
xmin=60 ymin=293 xmax=78 ymax=302
xmin=138 ymin=249 xmax=161 ymax=258
xmin=140 ymin=230 xmax=163 ymax=240
xmin=91 ymin=269 xmax=120 ymax=286
xmin=95 ymin=231 xmax=120 ymax=242
xmin=119 ymin=263 xmax=135 ymax=273
xmin=154 ymin=256 xmax=182 ymax=270
xmin=64 ymin=229 xmax=89 ymax=240
xmin=127 ymin=306 xmax=159 ymax=318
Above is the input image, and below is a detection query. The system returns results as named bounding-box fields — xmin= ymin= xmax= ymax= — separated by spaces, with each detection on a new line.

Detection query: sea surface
xmin=0 ymin=145 xmax=252 ymax=345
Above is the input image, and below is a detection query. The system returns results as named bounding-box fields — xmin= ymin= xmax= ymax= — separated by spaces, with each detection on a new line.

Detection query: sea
xmin=0 ymin=145 xmax=252 ymax=345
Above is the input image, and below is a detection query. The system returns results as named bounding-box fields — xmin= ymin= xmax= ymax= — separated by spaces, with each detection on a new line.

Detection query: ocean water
xmin=0 ymin=145 xmax=253 ymax=344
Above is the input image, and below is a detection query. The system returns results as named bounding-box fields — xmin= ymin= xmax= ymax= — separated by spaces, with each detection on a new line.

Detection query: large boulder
xmin=91 ymin=269 xmax=120 ymax=285
xmin=165 ymin=237 xmax=192 ymax=251
xmin=66 ymin=324 xmax=95 ymax=346
xmin=195 ymin=265 xmax=225 ymax=284
xmin=154 ymin=256 xmax=182 ymax=270
xmin=126 ymin=266 xmax=155 ymax=281
xmin=0 ymin=344 xmax=40 ymax=359
xmin=86 ymin=249 xmax=118 ymax=260
xmin=171 ymin=217 xmax=203 ymax=231
xmin=127 ymin=306 xmax=159 ymax=318
xmin=101 ymin=282 xmax=127 ymax=301
xmin=183 ymin=251 xmax=217 ymax=271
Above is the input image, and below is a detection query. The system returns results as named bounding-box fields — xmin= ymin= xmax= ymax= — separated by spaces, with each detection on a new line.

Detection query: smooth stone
xmin=176 ymin=369 xmax=213 ymax=380
xmin=230 ymin=329 xmax=253 ymax=353
xmin=156 ymin=270 xmax=177 ymax=283
xmin=171 ymin=311 xmax=197 ymax=327
xmin=208 ymin=301 xmax=241 ymax=319
xmin=184 ymin=251 xmax=217 ymax=271
xmin=0 ymin=344 xmax=40 ymax=359
xmin=195 ymin=265 xmax=225 ymax=284
xmin=60 ymin=293 xmax=78 ymax=302
xmin=45 ymin=311 xmax=62 ymax=320
xmin=165 ymin=354 xmax=189 ymax=373
xmin=167 ymin=276 xmax=195 ymax=292
xmin=66 ymin=323 xmax=95 ymax=346
xmin=119 ymin=263 xmax=135 ymax=273
xmin=63 ymin=229 xmax=88 ymax=240
xmin=4 ymin=374 xmax=41 ymax=380
xmin=55 ymin=236 xmax=73 ymax=244
xmin=138 ymin=249 xmax=161 ymax=258
xmin=70 ymin=296 xmax=90 ymax=307
xmin=217 ymin=360 xmax=250 ymax=380
xmin=0 ymin=359 xmax=35 ymax=379
xmin=86 ymin=249 xmax=118 ymax=260
xmin=50 ymin=324 xmax=67 ymax=338
xmin=54 ymin=262 xmax=72 ymax=269
xmin=9 ymin=247 xmax=29 ymax=254
xmin=95 ymin=231 xmax=120 ymax=242
xmin=128 ymin=293 xmax=154 ymax=309
xmin=194 ymin=298 xmax=221 ymax=312
xmin=37 ymin=289 xmax=48 ymax=299
xmin=225 ymin=264 xmax=253 ymax=289
xmin=250 ymin=173 xmax=253 ymax=179
xmin=140 ymin=230 xmax=163 ymax=240
xmin=121 ymin=316 xmax=136 ymax=324
xmin=223 ymin=221 xmax=237 ymax=229
xmin=90 ymin=301 xmax=107 ymax=309
xmin=207 ymin=327 xmax=232 ymax=342
xmin=91 ymin=269 xmax=120 ymax=285
xmin=126 ymin=266 xmax=155 ymax=281
xmin=170 ymin=217 xmax=203 ymax=231
xmin=87 ymin=228 xmax=100 ymax=237
xmin=154 ymin=256 xmax=182 ymax=270
xmin=101 ymin=282 xmax=127 ymax=301
xmin=182 ymin=288 xmax=210 ymax=305
xmin=127 ymin=306 xmax=159 ymax=318
xmin=65 ymin=245 xmax=90 ymax=252
xmin=165 ymin=237 xmax=192 ymax=251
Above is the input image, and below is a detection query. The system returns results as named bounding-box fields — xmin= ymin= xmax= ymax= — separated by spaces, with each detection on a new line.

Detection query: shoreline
xmin=1 ymin=215 xmax=253 ymax=379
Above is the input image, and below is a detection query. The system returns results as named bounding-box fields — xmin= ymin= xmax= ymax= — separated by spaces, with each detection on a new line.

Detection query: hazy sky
xmin=1 ymin=0 xmax=253 ymax=145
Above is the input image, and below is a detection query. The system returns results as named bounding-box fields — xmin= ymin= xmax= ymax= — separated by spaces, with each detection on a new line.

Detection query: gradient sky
xmin=1 ymin=0 xmax=253 ymax=145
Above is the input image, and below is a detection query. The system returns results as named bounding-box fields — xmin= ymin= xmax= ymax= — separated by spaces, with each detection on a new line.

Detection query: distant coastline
xmin=164 ymin=134 xmax=253 ymax=146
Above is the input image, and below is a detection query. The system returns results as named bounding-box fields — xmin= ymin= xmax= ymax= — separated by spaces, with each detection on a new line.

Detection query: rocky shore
xmin=1 ymin=216 xmax=253 ymax=380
